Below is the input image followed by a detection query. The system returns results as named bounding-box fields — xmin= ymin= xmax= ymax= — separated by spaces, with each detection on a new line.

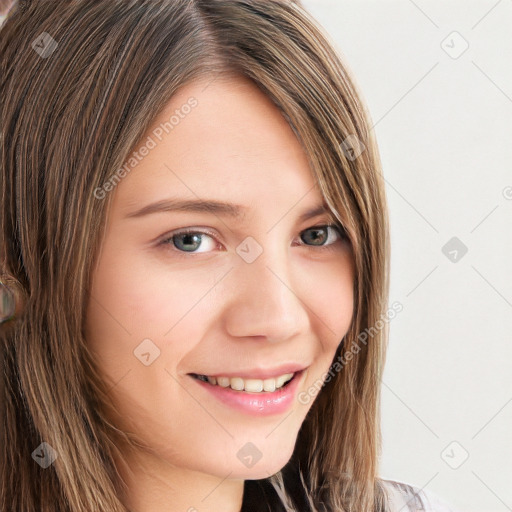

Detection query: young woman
xmin=0 ymin=1 xmax=460 ymax=511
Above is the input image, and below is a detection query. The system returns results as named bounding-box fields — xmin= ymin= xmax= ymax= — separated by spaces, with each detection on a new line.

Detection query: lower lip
xmin=189 ymin=369 xmax=306 ymax=416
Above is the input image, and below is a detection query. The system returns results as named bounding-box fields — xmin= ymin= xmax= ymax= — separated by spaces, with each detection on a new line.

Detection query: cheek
xmin=84 ymin=250 xmax=219 ymax=425
xmin=87 ymin=247 xmax=210 ymax=337
xmin=84 ymin=247 xmax=226 ymax=377
xmin=301 ymin=254 xmax=355 ymax=351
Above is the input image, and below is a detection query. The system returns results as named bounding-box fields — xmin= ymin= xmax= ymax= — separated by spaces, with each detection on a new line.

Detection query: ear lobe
xmin=0 ymin=281 xmax=15 ymax=323
xmin=0 ymin=275 xmax=26 ymax=327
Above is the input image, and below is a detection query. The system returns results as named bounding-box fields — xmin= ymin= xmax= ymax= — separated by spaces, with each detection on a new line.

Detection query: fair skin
xmin=85 ymin=73 xmax=355 ymax=512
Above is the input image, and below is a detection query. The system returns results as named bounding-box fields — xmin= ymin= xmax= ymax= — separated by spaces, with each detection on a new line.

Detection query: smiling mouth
xmin=188 ymin=371 xmax=299 ymax=393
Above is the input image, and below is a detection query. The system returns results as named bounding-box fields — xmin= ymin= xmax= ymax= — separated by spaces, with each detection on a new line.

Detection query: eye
xmin=298 ymin=224 xmax=346 ymax=251
xmin=159 ymin=223 xmax=347 ymax=256
xmin=161 ymin=228 xmax=219 ymax=254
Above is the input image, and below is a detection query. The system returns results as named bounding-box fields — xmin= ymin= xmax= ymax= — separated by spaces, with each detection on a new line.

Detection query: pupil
xmin=176 ymin=233 xmax=201 ymax=251
xmin=304 ymin=227 xmax=326 ymax=245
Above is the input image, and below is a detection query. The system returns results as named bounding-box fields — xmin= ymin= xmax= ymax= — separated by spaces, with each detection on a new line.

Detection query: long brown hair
xmin=0 ymin=0 xmax=392 ymax=510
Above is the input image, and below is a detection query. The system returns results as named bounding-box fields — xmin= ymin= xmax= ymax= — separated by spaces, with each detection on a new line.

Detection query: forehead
xmin=111 ymin=74 xmax=326 ymax=221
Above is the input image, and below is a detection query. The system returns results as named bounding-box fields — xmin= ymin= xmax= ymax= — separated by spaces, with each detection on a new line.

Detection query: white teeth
xmin=216 ymin=376 xmax=230 ymax=387
xmin=275 ymin=374 xmax=291 ymax=388
xmin=230 ymin=377 xmax=244 ymax=391
xmin=262 ymin=378 xmax=276 ymax=392
xmin=244 ymin=379 xmax=263 ymax=392
xmin=199 ymin=373 xmax=295 ymax=393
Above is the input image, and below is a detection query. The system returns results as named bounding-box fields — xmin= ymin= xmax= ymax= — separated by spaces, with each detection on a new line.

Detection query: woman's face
xmin=85 ymin=74 xmax=355 ymax=481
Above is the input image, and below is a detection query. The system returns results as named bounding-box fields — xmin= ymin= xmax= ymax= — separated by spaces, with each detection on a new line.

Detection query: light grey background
xmin=301 ymin=1 xmax=512 ymax=511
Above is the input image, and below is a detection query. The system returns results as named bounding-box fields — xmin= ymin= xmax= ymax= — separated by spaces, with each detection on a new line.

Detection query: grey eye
xmin=300 ymin=225 xmax=343 ymax=247
xmin=164 ymin=230 xmax=217 ymax=253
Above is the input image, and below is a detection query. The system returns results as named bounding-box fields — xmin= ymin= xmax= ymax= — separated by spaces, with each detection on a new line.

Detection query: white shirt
xmin=383 ymin=479 xmax=464 ymax=512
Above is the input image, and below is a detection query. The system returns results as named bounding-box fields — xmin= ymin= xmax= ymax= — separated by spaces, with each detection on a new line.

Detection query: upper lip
xmin=188 ymin=363 xmax=309 ymax=380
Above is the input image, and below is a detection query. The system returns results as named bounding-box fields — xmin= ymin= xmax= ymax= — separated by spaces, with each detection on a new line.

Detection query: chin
xmin=235 ymin=466 xmax=282 ymax=481
xmin=246 ymin=455 xmax=293 ymax=480
xmin=206 ymin=453 xmax=290 ymax=481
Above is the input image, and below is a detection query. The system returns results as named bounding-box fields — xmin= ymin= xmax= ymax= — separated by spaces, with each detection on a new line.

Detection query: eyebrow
xmin=123 ymin=198 xmax=331 ymax=223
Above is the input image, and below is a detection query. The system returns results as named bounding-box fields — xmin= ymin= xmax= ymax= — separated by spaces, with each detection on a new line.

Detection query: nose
xmin=222 ymin=245 xmax=310 ymax=343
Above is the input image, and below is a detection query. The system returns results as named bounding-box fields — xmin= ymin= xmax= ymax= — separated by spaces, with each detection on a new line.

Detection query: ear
xmin=0 ymin=281 xmax=15 ymax=324
xmin=0 ymin=274 xmax=26 ymax=328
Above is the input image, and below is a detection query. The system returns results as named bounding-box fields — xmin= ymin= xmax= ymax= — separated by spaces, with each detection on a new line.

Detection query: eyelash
xmin=159 ymin=223 xmax=347 ymax=257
